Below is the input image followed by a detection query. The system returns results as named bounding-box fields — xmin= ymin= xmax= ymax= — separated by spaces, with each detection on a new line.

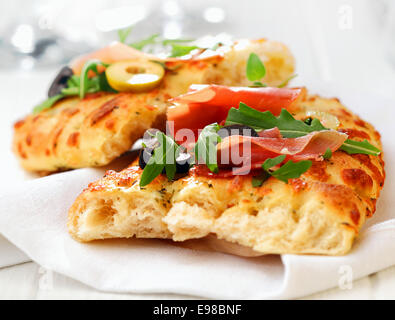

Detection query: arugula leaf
xmin=264 ymin=155 xmax=311 ymax=184
xmin=194 ymin=123 xmax=221 ymax=173
xmin=323 ymin=148 xmax=332 ymax=159
xmin=162 ymin=38 xmax=195 ymax=45
xmin=67 ymin=75 xmax=80 ymax=88
xmin=252 ymin=155 xmax=311 ymax=186
xmin=269 ymin=160 xmax=312 ymax=183
xmin=79 ymin=60 xmax=102 ymax=98
xmin=60 ymin=87 xmax=79 ymax=96
xmin=162 ymin=134 xmax=178 ymax=181
xmin=78 ymin=60 xmax=116 ymax=98
xmin=252 ymin=171 xmax=270 ymax=187
xmin=304 ymin=117 xmax=313 ymax=125
xmin=120 ymin=28 xmax=196 ymax=52
xmin=117 ymin=29 xmax=205 ymax=57
xmin=246 ymin=52 xmax=295 ymax=88
xmin=61 ymin=74 xmax=80 ymax=96
xmin=118 ymin=26 xmax=133 ymax=43
xmin=130 ymin=34 xmax=160 ymax=50
xmin=62 ymin=69 xmax=115 ymax=97
xmin=170 ymin=44 xmax=199 ymax=57
xmin=33 ymin=60 xmax=117 ymax=113
xmin=33 ymin=94 xmax=64 ymax=114
xmin=262 ymin=155 xmax=286 ymax=171
xmin=249 ymin=81 xmax=267 ymax=87
xmin=226 ymin=103 xmax=326 ymax=138
xmin=277 ymin=74 xmax=298 ymax=88
xmin=97 ymin=71 xmax=118 ymax=93
xmin=340 ymin=139 xmax=381 ymax=156
xmin=140 ymin=132 xmax=180 ymax=187
xmin=140 ymin=156 xmax=165 ymax=188
xmin=251 ymin=154 xmax=285 ymax=187
xmin=246 ymin=53 xmax=266 ymax=82
xmin=119 ymin=26 xmax=196 ymax=51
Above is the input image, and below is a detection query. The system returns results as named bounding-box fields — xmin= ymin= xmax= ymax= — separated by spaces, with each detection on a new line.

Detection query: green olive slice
xmin=105 ymin=60 xmax=165 ymax=92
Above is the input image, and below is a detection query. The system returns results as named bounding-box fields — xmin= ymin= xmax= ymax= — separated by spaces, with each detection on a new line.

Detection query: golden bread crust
xmin=13 ymin=92 xmax=166 ymax=172
xmin=68 ymin=94 xmax=385 ymax=255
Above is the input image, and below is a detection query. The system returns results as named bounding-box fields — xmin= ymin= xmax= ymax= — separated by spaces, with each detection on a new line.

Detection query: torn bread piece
xmin=68 ymin=94 xmax=385 ymax=256
xmin=13 ymin=39 xmax=295 ymax=172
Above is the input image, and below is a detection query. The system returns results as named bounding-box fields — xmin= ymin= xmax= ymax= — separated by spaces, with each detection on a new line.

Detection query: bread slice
xmin=13 ymin=38 xmax=295 ymax=172
xmin=68 ymin=93 xmax=385 ymax=256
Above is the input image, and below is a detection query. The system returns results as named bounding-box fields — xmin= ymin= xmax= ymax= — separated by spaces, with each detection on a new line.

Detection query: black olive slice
xmin=48 ymin=66 xmax=74 ymax=97
xmin=138 ymin=148 xmax=154 ymax=169
xmin=218 ymin=124 xmax=259 ymax=138
xmin=139 ymin=147 xmax=191 ymax=175
xmin=175 ymin=152 xmax=191 ymax=174
xmin=142 ymin=129 xmax=161 ymax=148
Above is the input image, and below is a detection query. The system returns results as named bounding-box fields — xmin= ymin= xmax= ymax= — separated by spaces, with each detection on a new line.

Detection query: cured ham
xmin=168 ymin=85 xmax=306 ymax=140
xmin=70 ymin=43 xmax=150 ymax=75
xmin=216 ymin=130 xmax=348 ymax=169
xmin=257 ymin=127 xmax=282 ymax=138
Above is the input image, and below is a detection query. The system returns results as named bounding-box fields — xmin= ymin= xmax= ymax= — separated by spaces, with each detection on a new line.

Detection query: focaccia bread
xmin=13 ymin=39 xmax=295 ymax=172
xmin=68 ymin=93 xmax=385 ymax=256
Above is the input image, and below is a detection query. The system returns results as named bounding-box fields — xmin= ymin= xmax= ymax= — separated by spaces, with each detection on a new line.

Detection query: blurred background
xmin=0 ymin=0 xmax=394 ymax=99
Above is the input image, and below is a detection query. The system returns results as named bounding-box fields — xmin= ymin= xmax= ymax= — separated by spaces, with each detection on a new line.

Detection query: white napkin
xmin=0 ymin=235 xmax=29 ymax=267
xmin=0 ymin=81 xmax=394 ymax=299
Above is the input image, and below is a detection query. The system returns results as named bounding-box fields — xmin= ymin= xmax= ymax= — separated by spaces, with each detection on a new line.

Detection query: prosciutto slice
xmin=217 ymin=130 xmax=348 ymax=169
xmin=257 ymin=127 xmax=282 ymax=138
xmin=70 ymin=42 xmax=223 ymax=75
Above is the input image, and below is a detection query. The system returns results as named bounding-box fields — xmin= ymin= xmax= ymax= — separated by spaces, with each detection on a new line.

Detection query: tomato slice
xmin=168 ymin=85 xmax=306 ymax=141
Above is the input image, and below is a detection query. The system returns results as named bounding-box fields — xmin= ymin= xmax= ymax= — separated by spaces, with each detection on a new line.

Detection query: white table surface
xmin=2 ymin=261 xmax=395 ymax=299
xmin=1 ymin=0 xmax=395 ymax=299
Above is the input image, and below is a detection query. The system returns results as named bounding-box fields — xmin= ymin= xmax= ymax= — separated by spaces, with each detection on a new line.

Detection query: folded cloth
xmin=0 ymin=150 xmax=137 ymax=269
xmin=0 ymin=82 xmax=394 ymax=299
xmin=0 ymin=235 xmax=29 ymax=268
